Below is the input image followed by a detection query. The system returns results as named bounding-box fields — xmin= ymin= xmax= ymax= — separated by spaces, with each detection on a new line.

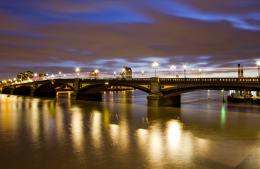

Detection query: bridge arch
xmin=34 ymin=81 xmax=74 ymax=97
xmin=2 ymin=87 xmax=12 ymax=94
xmin=13 ymin=86 xmax=32 ymax=96
xmin=77 ymin=82 xmax=150 ymax=100
xmin=162 ymin=85 xmax=260 ymax=97
xmin=79 ymin=82 xmax=150 ymax=93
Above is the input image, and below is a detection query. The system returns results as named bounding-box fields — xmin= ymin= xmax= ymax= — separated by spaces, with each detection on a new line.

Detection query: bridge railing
xmin=3 ymin=76 xmax=260 ymax=87
xmin=160 ymin=78 xmax=260 ymax=83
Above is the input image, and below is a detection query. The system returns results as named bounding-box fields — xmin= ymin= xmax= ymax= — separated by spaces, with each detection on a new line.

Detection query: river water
xmin=0 ymin=90 xmax=260 ymax=169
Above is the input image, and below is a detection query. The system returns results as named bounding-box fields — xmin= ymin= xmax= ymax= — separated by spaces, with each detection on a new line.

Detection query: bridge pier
xmin=76 ymin=92 xmax=102 ymax=101
xmin=2 ymin=87 xmax=14 ymax=95
xmin=72 ymin=78 xmax=81 ymax=100
xmin=147 ymin=94 xmax=181 ymax=107
xmin=148 ymin=77 xmax=181 ymax=107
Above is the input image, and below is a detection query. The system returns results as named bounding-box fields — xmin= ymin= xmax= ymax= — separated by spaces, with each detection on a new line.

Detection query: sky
xmin=0 ymin=0 xmax=260 ymax=78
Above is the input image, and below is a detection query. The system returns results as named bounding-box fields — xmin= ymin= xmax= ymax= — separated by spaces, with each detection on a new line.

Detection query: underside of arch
xmin=13 ymin=86 xmax=32 ymax=96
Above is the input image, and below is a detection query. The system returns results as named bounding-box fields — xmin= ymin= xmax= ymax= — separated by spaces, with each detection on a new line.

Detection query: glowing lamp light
xmin=94 ymin=69 xmax=99 ymax=74
xmin=170 ymin=65 xmax=176 ymax=70
xmin=75 ymin=67 xmax=80 ymax=73
xmin=152 ymin=61 xmax=159 ymax=68
xmin=152 ymin=61 xmax=159 ymax=77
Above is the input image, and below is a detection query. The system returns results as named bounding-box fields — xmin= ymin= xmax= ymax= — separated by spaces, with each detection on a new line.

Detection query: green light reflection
xmin=220 ymin=104 xmax=227 ymax=128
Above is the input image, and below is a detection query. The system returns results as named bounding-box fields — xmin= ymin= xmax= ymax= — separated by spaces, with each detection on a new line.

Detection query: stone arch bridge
xmin=1 ymin=77 xmax=260 ymax=106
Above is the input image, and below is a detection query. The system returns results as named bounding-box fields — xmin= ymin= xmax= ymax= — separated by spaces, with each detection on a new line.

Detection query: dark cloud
xmin=0 ymin=0 xmax=260 ymax=78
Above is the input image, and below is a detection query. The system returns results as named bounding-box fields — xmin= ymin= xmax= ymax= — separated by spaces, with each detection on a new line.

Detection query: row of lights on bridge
xmin=2 ymin=60 xmax=260 ymax=83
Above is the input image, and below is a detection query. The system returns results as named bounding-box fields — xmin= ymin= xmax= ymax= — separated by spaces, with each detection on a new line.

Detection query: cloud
xmin=0 ymin=0 xmax=260 ymax=78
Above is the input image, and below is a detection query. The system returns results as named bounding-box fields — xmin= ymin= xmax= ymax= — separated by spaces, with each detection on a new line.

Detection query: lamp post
xmin=94 ymin=69 xmax=99 ymax=78
xmin=257 ymin=61 xmax=260 ymax=78
xmin=141 ymin=70 xmax=145 ymax=77
xmin=75 ymin=67 xmax=80 ymax=77
xmin=199 ymin=68 xmax=202 ymax=78
xmin=94 ymin=69 xmax=99 ymax=74
xmin=152 ymin=61 xmax=159 ymax=77
xmin=34 ymin=73 xmax=38 ymax=81
xmin=113 ymin=71 xmax=117 ymax=78
xmin=183 ymin=65 xmax=187 ymax=78
xmin=170 ymin=65 xmax=176 ymax=78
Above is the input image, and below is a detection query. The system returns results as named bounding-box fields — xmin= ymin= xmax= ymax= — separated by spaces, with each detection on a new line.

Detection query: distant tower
xmin=238 ymin=64 xmax=241 ymax=77
xmin=241 ymin=66 xmax=244 ymax=77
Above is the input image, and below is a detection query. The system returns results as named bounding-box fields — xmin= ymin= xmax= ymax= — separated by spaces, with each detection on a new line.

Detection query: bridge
xmin=1 ymin=77 xmax=260 ymax=106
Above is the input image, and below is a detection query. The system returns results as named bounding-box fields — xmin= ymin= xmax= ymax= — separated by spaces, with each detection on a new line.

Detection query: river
xmin=0 ymin=90 xmax=260 ymax=169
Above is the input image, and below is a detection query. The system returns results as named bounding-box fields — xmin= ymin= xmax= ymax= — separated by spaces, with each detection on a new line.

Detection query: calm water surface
xmin=0 ymin=91 xmax=260 ymax=169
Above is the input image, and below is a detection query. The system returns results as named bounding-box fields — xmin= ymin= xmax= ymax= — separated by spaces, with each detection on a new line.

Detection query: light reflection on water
xmin=0 ymin=91 xmax=260 ymax=169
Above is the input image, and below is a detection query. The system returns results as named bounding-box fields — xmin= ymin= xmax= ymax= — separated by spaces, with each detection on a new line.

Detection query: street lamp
xmin=34 ymin=73 xmax=38 ymax=77
xmin=199 ymin=68 xmax=202 ymax=78
xmin=75 ymin=67 xmax=80 ymax=77
xmin=94 ymin=69 xmax=99 ymax=74
xmin=141 ymin=70 xmax=145 ymax=77
xmin=113 ymin=71 xmax=117 ymax=77
xmin=59 ymin=71 xmax=62 ymax=75
xmin=183 ymin=65 xmax=187 ymax=78
xmin=152 ymin=61 xmax=159 ymax=77
xmin=257 ymin=61 xmax=260 ymax=77
xmin=170 ymin=65 xmax=176 ymax=77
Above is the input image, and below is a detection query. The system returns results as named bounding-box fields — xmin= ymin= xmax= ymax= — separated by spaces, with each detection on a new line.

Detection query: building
xmin=121 ymin=66 xmax=132 ymax=79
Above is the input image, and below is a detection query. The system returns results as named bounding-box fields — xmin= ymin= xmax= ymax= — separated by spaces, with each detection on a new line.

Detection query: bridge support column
xmin=30 ymin=88 xmax=35 ymax=97
xmin=147 ymin=95 xmax=181 ymax=107
xmin=72 ymin=78 xmax=81 ymax=100
xmin=76 ymin=92 xmax=102 ymax=101
xmin=147 ymin=77 xmax=181 ymax=107
xmin=257 ymin=91 xmax=260 ymax=97
xmin=30 ymin=82 xmax=38 ymax=97
xmin=10 ymin=88 xmax=14 ymax=95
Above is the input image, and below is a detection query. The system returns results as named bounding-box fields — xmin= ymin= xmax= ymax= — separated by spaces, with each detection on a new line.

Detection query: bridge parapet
xmin=160 ymin=78 xmax=260 ymax=83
